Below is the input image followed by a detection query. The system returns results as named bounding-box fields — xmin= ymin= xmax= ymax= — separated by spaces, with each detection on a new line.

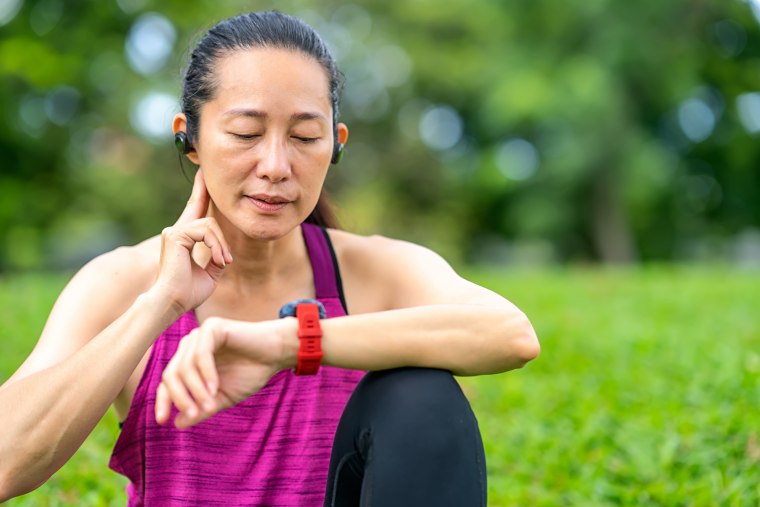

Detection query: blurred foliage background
xmin=2 ymin=2 xmax=760 ymax=505
xmin=1 ymin=0 xmax=760 ymax=269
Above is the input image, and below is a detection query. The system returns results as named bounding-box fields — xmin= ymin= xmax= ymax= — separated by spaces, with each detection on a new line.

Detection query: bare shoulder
xmin=3 ymin=236 xmax=162 ymax=386
xmin=70 ymin=235 xmax=161 ymax=319
xmin=88 ymin=235 xmax=161 ymax=286
xmin=327 ymin=229 xmax=451 ymax=275
xmin=326 ymin=229 xmax=457 ymax=312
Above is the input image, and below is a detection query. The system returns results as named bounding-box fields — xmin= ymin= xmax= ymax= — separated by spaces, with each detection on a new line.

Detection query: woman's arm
xmin=0 ymin=254 xmax=179 ymax=501
xmin=155 ymin=234 xmax=539 ymax=428
xmin=326 ymin=234 xmax=540 ymax=375
xmin=0 ymin=170 xmax=231 ymax=501
xmin=320 ymin=304 xmax=537 ymax=375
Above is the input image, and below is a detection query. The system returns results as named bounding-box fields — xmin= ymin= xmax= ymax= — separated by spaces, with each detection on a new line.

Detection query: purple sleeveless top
xmin=109 ymin=223 xmax=365 ymax=506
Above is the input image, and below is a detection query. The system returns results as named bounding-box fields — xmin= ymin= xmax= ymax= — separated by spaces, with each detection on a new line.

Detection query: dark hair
xmin=181 ymin=11 xmax=343 ymax=228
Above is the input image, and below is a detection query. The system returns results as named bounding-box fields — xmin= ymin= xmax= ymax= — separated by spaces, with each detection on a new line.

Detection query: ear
xmin=172 ymin=113 xmax=200 ymax=165
xmin=336 ymin=122 xmax=349 ymax=145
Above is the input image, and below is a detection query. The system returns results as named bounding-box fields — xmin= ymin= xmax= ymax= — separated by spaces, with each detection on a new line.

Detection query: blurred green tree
xmin=354 ymin=0 xmax=760 ymax=263
xmin=0 ymin=0 xmax=758 ymax=269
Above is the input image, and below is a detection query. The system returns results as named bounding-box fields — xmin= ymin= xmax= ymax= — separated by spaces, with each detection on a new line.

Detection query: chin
xmin=235 ymin=214 xmax=303 ymax=241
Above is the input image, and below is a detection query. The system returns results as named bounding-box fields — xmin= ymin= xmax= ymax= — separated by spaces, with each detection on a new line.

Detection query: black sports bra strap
xmin=301 ymin=223 xmax=348 ymax=313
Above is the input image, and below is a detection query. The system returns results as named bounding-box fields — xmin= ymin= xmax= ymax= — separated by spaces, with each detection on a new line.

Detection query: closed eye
xmin=231 ymin=133 xmax=261 ymax=140
xmin=293 ymin=136 xmax=320 ymax=143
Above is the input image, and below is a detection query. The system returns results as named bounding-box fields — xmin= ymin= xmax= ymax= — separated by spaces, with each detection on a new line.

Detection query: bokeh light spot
xmin=45 ymin=86 xmax=80 ymax=126
xmin=19 ymin=94 xmax=47 ymax=137
xmin=419 ymin=105 xmax=463 ymax=151
xmin=677 ymin=98 xmax=715 ymax=143
xmin=495 ymin=138 xmax=539 ymax=181
xmin=712 ymin=20 xmax=746 ymax=57
xmin=748 ymin=0 xmax=760 ymax=25
xmin=30 ymin=0 xmax=62 ymax=35
xmin=373 ymin=45 xmax=412 ymax=88
xmin=737 ymin=92 xmax=760 ymax=135
xmin=130 ymin=92 xmax=177 ymax=141
xmin=125 ymin=13 xmax=176 ymax=75
xmin=0 ymin=0 xmax=23 ymax=26
xmin=116 ymin=0 xmax=148 ymax=15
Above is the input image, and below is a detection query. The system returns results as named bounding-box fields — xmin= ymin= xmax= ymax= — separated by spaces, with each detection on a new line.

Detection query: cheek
xmin=202 ymin=175 xmax=228 ymax=209
xmin=201 ymin=164 xmax=244 ymax=206
xmin=300 ymin=158 xmax=331 ymax=191
xmin=203 ymin=147 xmax=251 ymax=187
xmin=198 ymin=127 xmax=246 ymax=166
xmin=212 ymin=143 xmax=250 ymax=172
xmin=298 ymin=144 xmax=333 ymax=177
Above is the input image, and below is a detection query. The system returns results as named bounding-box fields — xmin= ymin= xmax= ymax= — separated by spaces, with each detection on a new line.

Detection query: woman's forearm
xmin=307 ymin=304 xmax=539 ymax=376
xmin=0 ymin=288 xmax=181 ymax=501
xmin=154 ymin=303 xmax=540 ymax=430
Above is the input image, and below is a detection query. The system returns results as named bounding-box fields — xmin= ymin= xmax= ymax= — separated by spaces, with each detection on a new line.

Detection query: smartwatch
xmin=278 ymin=299 xmax=325 ymax=375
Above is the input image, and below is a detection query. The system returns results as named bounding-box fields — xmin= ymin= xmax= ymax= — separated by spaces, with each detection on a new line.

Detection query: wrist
xmin=142 ymin=284 xmax=186 ymax=324
xmin=276 ymin=317 xmax=300 ymax=371
xmin=276 ymin=301 xmax=325 ymax=375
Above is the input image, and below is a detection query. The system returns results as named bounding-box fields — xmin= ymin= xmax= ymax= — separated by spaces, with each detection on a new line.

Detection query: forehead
xmin=210 ymin=47 xmax=332 ymax=115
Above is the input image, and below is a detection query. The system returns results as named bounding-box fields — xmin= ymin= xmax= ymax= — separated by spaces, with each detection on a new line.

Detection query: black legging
xmin=324 ymin=368 xmax=487 ymax=507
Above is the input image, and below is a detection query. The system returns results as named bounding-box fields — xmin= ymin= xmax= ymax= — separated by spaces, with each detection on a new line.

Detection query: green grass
xmin=460 ymin=266 xmax=760 ymax=506
xmin=1 ymin=267 xmax=758 ymax=506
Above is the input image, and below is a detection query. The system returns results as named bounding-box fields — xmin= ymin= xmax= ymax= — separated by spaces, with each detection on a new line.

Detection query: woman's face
xmin=178 ymin=48 xmax=345 ymax=240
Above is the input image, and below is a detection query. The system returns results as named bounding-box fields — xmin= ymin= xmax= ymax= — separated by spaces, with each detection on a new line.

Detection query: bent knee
xmin=362 ymin=368 xmax=474 ymax=428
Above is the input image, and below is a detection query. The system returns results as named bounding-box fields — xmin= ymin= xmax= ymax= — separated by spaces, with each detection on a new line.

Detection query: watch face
xmin=278 ymin=299 xmax=326 ymax=319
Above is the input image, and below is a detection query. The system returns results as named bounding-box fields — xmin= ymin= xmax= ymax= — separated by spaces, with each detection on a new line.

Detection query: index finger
xmin=176 ymin=169 xmax=210 ymax=225
xmin=155 ymin=382 xmax=172 ymax=425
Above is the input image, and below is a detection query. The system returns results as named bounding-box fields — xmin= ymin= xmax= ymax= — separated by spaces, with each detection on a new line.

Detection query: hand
xmin=155 ymin=317 xmax=297 ymax=428
xmin=153 ymin=169 xmax=233 ymax=315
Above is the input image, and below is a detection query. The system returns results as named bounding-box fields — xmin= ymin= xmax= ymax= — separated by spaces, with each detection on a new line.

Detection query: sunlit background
xmin=1 ymin=0 xmax=759 ymax=269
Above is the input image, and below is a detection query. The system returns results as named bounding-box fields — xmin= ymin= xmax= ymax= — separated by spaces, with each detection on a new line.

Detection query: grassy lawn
xmin=1 ymin=267 xmax=758 ymax=506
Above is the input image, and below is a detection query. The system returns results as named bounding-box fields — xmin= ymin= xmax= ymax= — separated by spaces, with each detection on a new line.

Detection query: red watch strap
xmin=294 ymin=303 xmax=323 ymax=375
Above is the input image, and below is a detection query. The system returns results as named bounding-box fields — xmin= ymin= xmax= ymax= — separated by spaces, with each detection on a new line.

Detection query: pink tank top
xmin=109 ymin=223 xmax=365 ymax=506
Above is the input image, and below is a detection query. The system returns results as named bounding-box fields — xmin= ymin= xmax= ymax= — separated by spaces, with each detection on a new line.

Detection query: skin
xmin=0 ymin=47 xmax=539 ymax=500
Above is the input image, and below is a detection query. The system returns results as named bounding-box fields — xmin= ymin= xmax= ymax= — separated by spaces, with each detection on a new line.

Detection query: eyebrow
xmin=290 ymin=111 xmax=327 ymax=121
xmin=223 ymin=108 xmax=267 ymax=119
xmin=223 ymin=109 xmax=327 ymax=122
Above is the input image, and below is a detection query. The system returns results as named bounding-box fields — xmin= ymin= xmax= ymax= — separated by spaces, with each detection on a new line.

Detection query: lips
xmin=246 ymin=193 xmax=292 ymax=213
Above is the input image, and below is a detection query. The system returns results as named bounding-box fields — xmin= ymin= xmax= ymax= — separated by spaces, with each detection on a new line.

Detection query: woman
xmin=0 ymin=11 xmax=539 ymax=507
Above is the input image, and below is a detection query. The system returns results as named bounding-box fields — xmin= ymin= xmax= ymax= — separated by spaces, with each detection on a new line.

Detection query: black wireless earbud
xmin=174 ymin=131 xmax=192 ymax=155
xmin=331 ymin=142 xmax=345 ymax=165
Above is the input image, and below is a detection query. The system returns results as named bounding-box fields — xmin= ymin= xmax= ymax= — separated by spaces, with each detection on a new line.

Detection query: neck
xmin=196 ymin=206 xmax=308 ymax=290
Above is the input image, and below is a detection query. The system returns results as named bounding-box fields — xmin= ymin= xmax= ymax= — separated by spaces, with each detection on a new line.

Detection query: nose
xmin=256 ymin=135 xmax=291 ymax=183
